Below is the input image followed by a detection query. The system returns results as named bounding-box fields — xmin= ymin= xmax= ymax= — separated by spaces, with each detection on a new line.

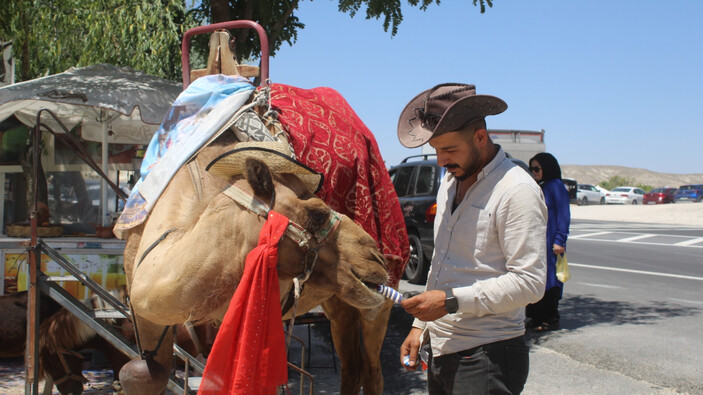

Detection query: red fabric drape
xmin=198 ymin=211 xmax=289 ymax=395
xmin=269 ymin=84 xmax=409 ymax=287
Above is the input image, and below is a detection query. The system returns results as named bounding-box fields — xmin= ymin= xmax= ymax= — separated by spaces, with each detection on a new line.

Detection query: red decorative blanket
xmin=269 ymin=84 xmax=409 ymax=287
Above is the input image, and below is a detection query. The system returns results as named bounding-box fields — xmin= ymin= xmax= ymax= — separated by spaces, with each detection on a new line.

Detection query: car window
xmin=414 ymin=165 xmax=435 ymax=195
xmin=635 ymin=189 xmax=645 ymax=195
xmin=393 ymin=166 xmax=415 ymax=198
xmin=612 ymin=187 xmax=629 ymax=192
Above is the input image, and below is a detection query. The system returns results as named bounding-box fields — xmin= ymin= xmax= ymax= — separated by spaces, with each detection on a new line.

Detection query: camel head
xmin=241 ymin=157 xmax=390 ymax=312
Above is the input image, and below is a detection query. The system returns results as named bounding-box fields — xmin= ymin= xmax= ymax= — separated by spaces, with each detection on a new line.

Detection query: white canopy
xmin=0 ymin=63 xmax=181 ymax=144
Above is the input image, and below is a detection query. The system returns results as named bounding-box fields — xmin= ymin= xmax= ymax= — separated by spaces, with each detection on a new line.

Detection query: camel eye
xmin=306 ymin=208 xmax=328 ymax=230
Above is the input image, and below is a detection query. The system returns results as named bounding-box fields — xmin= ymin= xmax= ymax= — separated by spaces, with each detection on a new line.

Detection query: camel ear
xmin=245 ymin=158 xmax=274 ymax=199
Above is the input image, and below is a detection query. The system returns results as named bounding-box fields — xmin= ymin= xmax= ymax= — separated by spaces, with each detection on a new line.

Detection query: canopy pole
xmin=101 ymin=114 xmax=109 ymax=226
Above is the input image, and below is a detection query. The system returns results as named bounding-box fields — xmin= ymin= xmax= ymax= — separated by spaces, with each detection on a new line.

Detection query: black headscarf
xmin=530 ymin=152 xmax=562 ymax=182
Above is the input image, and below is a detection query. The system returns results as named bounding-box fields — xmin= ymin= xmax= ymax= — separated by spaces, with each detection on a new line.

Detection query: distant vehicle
xmin=674 ymin=184 xmax=703 ymax=203
xmin=594 ymin=185 xmax=610 ymax=195
xmin=562 ymin=178 xmax=578 ymax=204
xmin=576 ymin=183 xmax=606 ymax=205
xmin=605 ymin=186 xmax=645 ymax=205
xmin=388 ymin=153 xmax=529 ymax=284
xmin=643 ymin=187 xmax=677 ymax=204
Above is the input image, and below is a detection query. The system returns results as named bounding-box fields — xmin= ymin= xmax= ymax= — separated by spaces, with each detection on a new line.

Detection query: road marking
xmin=570 ymin=237 xmax=703 ymax=249
xmin=674 ymin=237 xmax=703 ymax=246
xmin=576 ymin=282 xmax=624 ymax=289
xmin=570 ymin=262 xmax=703 ymax=281
xmin=570 ymin=231 xmax=611 ymax=239
xmin=616 ymin=234 xmax=656 ymax=242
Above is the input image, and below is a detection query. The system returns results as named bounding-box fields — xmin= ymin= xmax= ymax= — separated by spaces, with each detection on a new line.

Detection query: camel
xmin=117 ymin=130 xmax=393 ymax=393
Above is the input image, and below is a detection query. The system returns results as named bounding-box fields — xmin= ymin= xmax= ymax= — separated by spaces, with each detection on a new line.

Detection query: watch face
xmin=445 ymin=297 xmax=458 ymax=314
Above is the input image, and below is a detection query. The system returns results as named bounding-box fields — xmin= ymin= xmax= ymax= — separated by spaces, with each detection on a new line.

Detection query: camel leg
xmin=119 ymin=315 xmax=173 ymax=395
xmin=323 ymin=296 xmax=363 ymax=395
xmin=324 ymin=296 xmax=393 ymax=395
xmin=360 ymin=300 xmax=392 ymax=395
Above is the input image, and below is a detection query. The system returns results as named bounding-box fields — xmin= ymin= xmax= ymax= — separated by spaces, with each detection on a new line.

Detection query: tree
xmin=1 ymin=0 xmax=493 ymax=82
xmin=195 ymin=0 xmax=493 ymax=63
xmin=600 ymin=176 xmax=635 ymax=191
xmin=1 ymin=0 xmax=195 ymax=81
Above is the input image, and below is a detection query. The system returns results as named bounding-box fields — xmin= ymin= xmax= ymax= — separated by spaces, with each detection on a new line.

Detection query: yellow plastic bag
xmin=556 ymin=253 xmax=571 ymax=283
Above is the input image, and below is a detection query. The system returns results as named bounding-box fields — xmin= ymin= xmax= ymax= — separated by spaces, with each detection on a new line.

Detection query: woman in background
xmin=527 ymin=152 xmax=571 ymax=331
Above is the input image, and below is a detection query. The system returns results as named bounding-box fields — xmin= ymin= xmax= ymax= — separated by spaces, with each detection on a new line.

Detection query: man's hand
xmin=400 ymin=327 xmax=423 ymax=371
xmin=400 ymin=290 xmax=448 ymax=322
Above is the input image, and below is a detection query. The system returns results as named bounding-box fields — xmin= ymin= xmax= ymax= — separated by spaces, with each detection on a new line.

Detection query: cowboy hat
xmin=397 ymin=83 xmax=508 ymax=148
xmin=206 ymin=141 xmax=324 ymax=195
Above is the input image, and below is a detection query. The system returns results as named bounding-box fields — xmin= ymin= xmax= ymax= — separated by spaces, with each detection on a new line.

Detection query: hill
xmin=561 ymin=165 xmax=703 ymax=188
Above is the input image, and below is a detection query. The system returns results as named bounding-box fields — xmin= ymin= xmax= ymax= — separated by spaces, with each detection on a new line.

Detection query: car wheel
xmin=600 ymin=197 xmax=606 ymax=205
xmin=632 ymin=199 xmax=638 ymax=205
xmin=579 ymin=197 xmax=587 ymax=206
xmin=404 ymin=234 xmax=429 ymax=285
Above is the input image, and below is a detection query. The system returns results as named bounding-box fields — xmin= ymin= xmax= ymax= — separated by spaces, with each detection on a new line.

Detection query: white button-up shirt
xmin=414 ymin=148 xmax=547 ymax=356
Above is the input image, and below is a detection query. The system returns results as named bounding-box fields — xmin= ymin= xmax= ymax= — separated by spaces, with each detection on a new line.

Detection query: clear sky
xmin=268 ymin=0 xmax=702 ymax=174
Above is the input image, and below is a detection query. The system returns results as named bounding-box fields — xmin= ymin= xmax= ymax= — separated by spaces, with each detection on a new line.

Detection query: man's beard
xmin=448 ymin=145 xmax=481 ymax=181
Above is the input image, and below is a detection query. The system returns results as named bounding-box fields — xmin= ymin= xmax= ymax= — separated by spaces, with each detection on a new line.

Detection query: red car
xmin=643 ymin=187 xmax=677 ymax=204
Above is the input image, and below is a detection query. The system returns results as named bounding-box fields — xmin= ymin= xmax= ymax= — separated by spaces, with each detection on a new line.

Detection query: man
xmin=398 ymin=83 xmax=547 ymax=394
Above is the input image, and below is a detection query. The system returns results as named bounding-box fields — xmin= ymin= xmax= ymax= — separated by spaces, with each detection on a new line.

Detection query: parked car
xmin=673 ymin=184 xmax=703 ymax=203
xmin=389 ymin=155 xmax=444 ymax=284
xmin=594 ymin=185 xmax=610 ymax=195
xmin=643 ymin=187 xmax=677 ymax=204
xmin=562 ymin=178 xmax=578 ymax=204
xmin=576 ymin=183 xmax=606 ymax=205
xmin=389 ymin=153 xmax=529 ymax=284
xmin=605 ymin=186 xmax=645 ymax=205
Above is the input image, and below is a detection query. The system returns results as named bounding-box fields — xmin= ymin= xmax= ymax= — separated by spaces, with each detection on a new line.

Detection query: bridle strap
xmin=221 ymin=183 xmax=342 ymax=248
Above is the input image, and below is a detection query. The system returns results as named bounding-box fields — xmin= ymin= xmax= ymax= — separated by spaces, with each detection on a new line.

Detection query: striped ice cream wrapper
xmin=376 ymin=284 xmax=403 ymax=304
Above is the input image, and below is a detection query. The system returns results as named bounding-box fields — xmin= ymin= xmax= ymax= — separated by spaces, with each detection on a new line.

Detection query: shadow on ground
xmin=527 ymin=294 xmax=698 ymax=344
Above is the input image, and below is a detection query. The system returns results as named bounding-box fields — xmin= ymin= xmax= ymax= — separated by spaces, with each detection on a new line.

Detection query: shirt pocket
xmin=454 ymin=205 xmax=491 ymax=253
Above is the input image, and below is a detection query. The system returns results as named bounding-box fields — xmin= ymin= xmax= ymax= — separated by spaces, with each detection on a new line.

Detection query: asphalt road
xmin=286 ymin=219 xmax=703 ymax=394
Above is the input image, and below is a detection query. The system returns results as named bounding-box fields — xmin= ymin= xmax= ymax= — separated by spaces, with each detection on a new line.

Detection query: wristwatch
xmin=444 ymin=289 xmax=458 ymax=314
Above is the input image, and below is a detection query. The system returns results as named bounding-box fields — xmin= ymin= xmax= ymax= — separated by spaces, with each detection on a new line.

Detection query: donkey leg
xmin=119 ymin=315 xmax=173 ymax=395
xmin=323 ymin=296 xmax=363 ymax=394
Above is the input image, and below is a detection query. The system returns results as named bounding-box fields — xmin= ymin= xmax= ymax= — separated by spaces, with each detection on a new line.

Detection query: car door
xmin=588 ymin=185 xmax=604 ymax=204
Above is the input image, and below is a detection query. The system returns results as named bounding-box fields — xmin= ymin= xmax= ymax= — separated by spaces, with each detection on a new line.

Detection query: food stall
xmin=0 ymin=64 xmax=181 ymax=296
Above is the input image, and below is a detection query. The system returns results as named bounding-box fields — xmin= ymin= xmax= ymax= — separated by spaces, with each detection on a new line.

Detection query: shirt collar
xmin=475 ymin=145 xmax=507 ymax=183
